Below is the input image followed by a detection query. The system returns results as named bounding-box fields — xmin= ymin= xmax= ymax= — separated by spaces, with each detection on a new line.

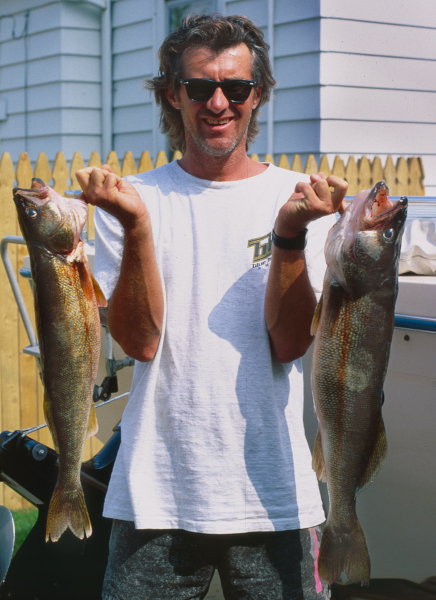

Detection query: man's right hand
xmin=75 ymin=164 xmax=148 ymax=230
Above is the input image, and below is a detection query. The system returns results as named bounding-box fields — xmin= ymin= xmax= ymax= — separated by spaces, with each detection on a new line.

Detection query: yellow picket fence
xmin=0 ymin=149 xmax=425 ymax=510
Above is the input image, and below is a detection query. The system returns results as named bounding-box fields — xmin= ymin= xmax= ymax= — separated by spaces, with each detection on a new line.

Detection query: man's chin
xmin=195 ymin=138 xmax=240 ymax=158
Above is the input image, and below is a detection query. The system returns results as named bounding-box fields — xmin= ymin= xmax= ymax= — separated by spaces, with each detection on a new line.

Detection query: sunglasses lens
xmin=223 ymin=81 xmax=252 ymax=102
xmin=186 ymin=81 xmax=216 ymax=102
xmin=184 ymin=80 xmax=254 ymax=103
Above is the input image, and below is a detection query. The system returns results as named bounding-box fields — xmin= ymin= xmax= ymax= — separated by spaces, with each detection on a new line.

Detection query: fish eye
xmin=26 ymin=208 xmax=38 ymax=218
xmin=383 ymin=228 xmax=395 ymax=242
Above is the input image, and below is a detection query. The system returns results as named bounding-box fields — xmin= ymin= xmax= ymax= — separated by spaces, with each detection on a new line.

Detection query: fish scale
xmin=13 ymin=178 xmax=107 ymax=543
xmin=310 ymin=182 xmax=407 ymax=586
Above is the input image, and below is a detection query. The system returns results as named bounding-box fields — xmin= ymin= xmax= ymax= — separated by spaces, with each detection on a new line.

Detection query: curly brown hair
xmin=145 ymin=13 xmax=276 ymax=153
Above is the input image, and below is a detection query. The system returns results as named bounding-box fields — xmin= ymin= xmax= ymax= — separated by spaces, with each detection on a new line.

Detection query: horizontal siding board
xmin=275 ymin=0 xmax=321 ymax=25
xmin=320 ymin=0 xmax=436 ymax=29
xmin=274 ymin=87 xmax=320 ymax=121
xmin=113 ymin=131 xmax=154 ymax=160
xmin=273 ymin=120 xmax=320 ymax=154
xmin=1 ymin=108 xmax=101 ymax=138
xmin=113 ymin=48 xmax=154 ymax=81
xmin=320 ymin=120 xmax=436 ymax=155
xmin=320 ymin=53 xmax=436 ymax=92
xmin=28 ymin=134 xmax=102 ymax=164
xmin=1 ymin=82 xmax=101 ymax=114
xmin=0 ymin=2 xmax=100 ymax=39
xmin=113 ymin=20 xmax=154 ymax=55
xmin=320 ymin=87 xmax=436 ymax=122
xmin=113 ymin=104 xmax=152 ymax=134
xmin=112 ymin=0 xmax=153 ymax=28
xmin=113 ymin=77 xmax=152 ymax=108
xmin=275 ymin=20 xmax=321 ymax=57
xmin=222 ymin=0 xmax=268 ymax=26
xmin=321 ymin=18 xmax=436 ymax=60
xmin=274 ymin=54 xmax=320 ymax=88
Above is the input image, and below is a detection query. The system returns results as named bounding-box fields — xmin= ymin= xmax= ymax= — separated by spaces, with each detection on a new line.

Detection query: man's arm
xmin=265 ymin=173 xmax=348 ymax=363
xmin=76 ymin=166 xmax=164 ymax=362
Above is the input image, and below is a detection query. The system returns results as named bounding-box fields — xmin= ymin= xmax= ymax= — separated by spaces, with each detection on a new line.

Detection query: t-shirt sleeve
xmin=305 ymin=213 xmax=336 ymax=297
xmin=93 ymin=207 xmax=124 ymax=301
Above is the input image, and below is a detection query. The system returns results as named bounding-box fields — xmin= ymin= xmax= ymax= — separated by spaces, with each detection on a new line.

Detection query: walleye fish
xmin=310 ymin=182 xmax=407 ymax=585
xmin=13 ymin=178 xmax=106 ymax=542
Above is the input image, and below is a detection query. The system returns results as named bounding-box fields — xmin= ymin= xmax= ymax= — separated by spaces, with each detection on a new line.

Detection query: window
xmin=167 ymin=0 xmax=216 ymax=33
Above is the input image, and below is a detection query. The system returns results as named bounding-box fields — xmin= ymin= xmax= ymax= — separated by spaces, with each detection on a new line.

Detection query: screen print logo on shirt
xmin=248 ymin=231 xmax=272 ymax=268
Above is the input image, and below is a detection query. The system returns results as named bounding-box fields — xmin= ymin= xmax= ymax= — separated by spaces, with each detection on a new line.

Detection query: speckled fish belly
xmin=310 ymin=182 xmax=407 ymax=585
xmin=13 ymin=178 xmax=107 ymax=542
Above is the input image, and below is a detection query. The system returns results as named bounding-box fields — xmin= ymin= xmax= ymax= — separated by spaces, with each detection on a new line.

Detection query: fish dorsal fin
xmin=355 ymin=416 xmax=387 ymax=495
xmin=91 ymin=272 xmax=107 ymax=308
xmin=86 ymin=403 xmax=99 ymax=439
xmin=310 ymin=295 xmax=323 ymax=336
xmin=312 ymin=428 xmax=327 ymax=482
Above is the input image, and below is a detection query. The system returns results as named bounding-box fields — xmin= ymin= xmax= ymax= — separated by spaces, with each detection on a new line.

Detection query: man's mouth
xmin=204 ymin=118 xmax=231 ymax=125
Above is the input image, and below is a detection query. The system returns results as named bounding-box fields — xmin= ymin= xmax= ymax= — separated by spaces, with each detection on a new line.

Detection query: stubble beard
xmin=185 ymin=120 xmax=251 ymax=158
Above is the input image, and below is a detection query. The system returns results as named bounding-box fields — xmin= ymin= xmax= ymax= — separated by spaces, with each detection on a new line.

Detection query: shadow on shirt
xmin=208 ymin=267 xmax=301 ymax=527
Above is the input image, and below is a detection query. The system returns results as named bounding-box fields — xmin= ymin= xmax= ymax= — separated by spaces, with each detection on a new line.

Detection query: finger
xmin=337 ymin=199 xmax=349 ymax=215
xmin=310 ymin=172 xmax=327 ymax=185
xmin=326 ymin=175 xmax=349 ymax=212
xmin=102 ymin=163 xmax=115 ymax=174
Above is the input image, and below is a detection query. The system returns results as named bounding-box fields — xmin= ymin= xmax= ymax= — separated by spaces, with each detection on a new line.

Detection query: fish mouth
xmin=364 ymin=182 xmax=408 ymax=228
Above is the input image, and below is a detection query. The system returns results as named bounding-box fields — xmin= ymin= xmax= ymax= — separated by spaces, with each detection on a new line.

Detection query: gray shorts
xmin=102 ymin=520 xmax=329 ymax=600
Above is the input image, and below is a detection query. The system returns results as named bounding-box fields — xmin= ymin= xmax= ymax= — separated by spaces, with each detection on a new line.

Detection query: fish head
xmin=13 ymin=178 xmax=88 ymax=255
xmin=326 ymin=181 xmax=408 ymax=295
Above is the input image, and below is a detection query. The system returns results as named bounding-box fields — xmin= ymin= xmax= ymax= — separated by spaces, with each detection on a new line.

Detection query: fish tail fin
xmin=45 ymin=482 xmax=92 ymax=543
xmin=318 ymin=520 xmax=370 ymax=586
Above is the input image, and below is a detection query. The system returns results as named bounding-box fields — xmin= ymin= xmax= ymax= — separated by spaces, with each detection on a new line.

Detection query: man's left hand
xmin=274 ymin=172 xmax=348 ymax=238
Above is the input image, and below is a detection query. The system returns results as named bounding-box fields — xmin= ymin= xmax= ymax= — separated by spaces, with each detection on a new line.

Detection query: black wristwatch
xmin=271 ymin=228 xmax=308 ymax=250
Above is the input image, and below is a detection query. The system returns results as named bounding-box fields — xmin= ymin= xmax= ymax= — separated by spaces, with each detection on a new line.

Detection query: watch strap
xmin=272 ymin=228 xmax=308 ymax=250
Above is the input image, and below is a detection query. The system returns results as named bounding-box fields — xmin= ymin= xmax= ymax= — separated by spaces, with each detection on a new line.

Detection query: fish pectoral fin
xmin=312 ymin=428 xmax=327 ymax=482
xmin=91 ymin=272 xmax=108 ymax=308
xmin=43 ymin=393 xmax=60 ymax=454
xmin=310 ymin=295 xmax=323 ymax=336
xmin=86 ymin=403 xmax=99 ymax=439
xmin=356 ymin=417 xmax=387 ymax=495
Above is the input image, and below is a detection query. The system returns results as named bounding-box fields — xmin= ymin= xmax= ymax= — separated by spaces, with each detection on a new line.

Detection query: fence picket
xmin=371 ymin=157 xmax=384 ymax=186
xmin=290 ymin=154 xmax=304 ymax=173
xmin=138 ymin=151 xmax=153 ymax=173
xmin=121 ymin=151 xmax=137 ymax=177
xmin=278 ymin=154 xmax=290 ymax=170
xmin=345 ymin=157 xmax=358 ymax=196
xmin=318 ymin=155 xmax=331 ymax=177
xmin=331 ymin=156 xmax=345 ymax=181
xmin=358 ymin=156 xmax=371 ymax=191
xmin=304 ymin=155 xmax=318 ymax=175
xmin=155 ymin=151 xmax=168 ymax=168
xmin=106 ymin=151 xmax=121 ymax=176
xmin=69 ymin=152 xmax=85 ymax=190
xmin=396 ymin=157 xmax=409 ymax=197
xmin=383 ymin=156 xmax=397 ymax=195
xmin=34 ymin=152 xmax=51 ymax=184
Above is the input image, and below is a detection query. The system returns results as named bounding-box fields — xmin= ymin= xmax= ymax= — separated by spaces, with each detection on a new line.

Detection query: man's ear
xmin=166 ymin=88 xmax=181 ymax=110
xmin=252 ymin=85 xmax=262 ymax=110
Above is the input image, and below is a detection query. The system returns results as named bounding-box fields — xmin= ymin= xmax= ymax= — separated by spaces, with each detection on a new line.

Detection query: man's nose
xmin=206 ymin=86 xmax=229 ymax=112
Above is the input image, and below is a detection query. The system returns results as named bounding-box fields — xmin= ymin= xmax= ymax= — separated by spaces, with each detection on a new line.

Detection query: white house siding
xmin=112 ymin=0 xmax=167 ymax=162
xmin=318 ymin=0 xmax=436 ymax=195
xmin=0 ymin=0 xmax=102 ymax=166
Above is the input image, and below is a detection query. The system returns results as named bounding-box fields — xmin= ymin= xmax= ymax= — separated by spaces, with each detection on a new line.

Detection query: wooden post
xmin=358 ymin=156 xmax=371 ymax=191
xmin=384 ymin=156 xmax=397 ymax=196
xmin=345 ymin=157 xmax=358 ymax=196
xmin=121 ymin=151 xmax=137 ymax=177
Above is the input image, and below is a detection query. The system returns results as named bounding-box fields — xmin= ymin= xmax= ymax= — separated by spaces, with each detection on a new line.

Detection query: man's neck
xmin=177 ymin=143 xmax=268 ymax=181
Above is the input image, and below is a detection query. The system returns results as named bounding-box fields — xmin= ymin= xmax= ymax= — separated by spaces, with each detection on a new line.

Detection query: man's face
xmin=166 ymin=44 xmax=262 ymax=158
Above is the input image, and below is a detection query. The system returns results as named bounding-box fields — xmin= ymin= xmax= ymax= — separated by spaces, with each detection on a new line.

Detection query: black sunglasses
xmin=179 ymin=78 xmax=256 ymax=103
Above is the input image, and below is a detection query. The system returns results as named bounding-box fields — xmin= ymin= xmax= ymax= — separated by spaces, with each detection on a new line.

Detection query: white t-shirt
xmin=94 ymin=161 xmax=334 ymax=533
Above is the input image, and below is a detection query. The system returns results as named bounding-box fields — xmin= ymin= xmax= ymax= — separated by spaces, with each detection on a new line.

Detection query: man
xmin=77 ymin=14 xmax=347 ymax=600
